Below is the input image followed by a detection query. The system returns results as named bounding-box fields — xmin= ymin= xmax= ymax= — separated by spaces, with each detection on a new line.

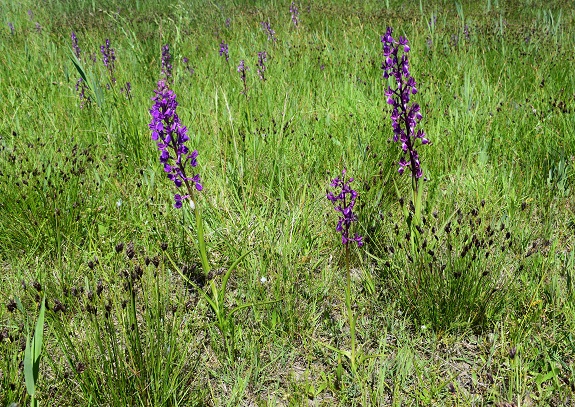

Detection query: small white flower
xmin=189 ymin=200 xmax=195 ymax=210
xmin=260 ymin=276 xmax=268 ymax=284
xmin=116 ymin=199 xmax=122 ymax=208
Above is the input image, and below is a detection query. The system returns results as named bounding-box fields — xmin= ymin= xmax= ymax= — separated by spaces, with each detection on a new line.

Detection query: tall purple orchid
xmin=381 ymin=27 xmax=429 ymax=192
xmin=327 ymin=170 xmax=363 ymax=247
xmin=149 ymin=80 xmax=202 ymax=209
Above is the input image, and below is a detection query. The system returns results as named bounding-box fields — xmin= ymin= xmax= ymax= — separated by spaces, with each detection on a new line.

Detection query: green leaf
xmin=23 ymin=297 xmax=45 ymax=398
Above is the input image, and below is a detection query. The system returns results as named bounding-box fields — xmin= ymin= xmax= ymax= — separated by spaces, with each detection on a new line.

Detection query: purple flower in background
xmin=100 ymin=39 xmax=116 ymax=83
xmin=260 ymin=21 xmax=276 ymax=42
xmin=219 ymin=41 xmax=229 ymax=61
xmin=27 ymin=10 xmax=33 ymax=20
xmin=225 ymin=18 xmax=231 ymax=27
xmin=35 ymin=22 xmax=41 ymax=33
xmin=327 ymin=169 xmax=363 ymax=247
xmin=75 ymin=78 xmax=91 ymax=108
xmin=71 ymin=31 xmax=81 ymax=59
xmin=121 ymin=82 xmax=131 ymax=100
xmin=8 ymin=22 xmax=15 ymax=34
xmin=381 ymin=27 xmax=429 ymax=183
xmin=257 ymin=51 xmax=267 ymax=81
xmin=183 ymin=57 xmax=194 ymax=75
xmin=149 ymin=80 xmax=202 ymax=208
xmin=161 ymin=44 xmax=173 ymax=80
xmin=237 ymin=60 xmax=249 ymax=94
xmin=464 ymin=25 xmax=470 ymax=41
xmin=290 ymin=2 xmax=299 ymax=27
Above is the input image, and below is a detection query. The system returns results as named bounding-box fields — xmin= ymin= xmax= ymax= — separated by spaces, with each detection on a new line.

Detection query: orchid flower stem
xmin=184 ymin=182 xmax=210 ymax=276
xmin=345 ymin=244 xmax=357 ymax=374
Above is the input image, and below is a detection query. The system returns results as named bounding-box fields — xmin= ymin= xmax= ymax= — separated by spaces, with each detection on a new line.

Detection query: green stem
xmin=345 ymin=244 xmax=356 ymax=374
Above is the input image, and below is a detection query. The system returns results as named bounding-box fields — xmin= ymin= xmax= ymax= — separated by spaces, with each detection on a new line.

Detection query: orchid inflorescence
xmin=327 ymin=170 xmax=363 ymax=247
xmin=161 ymin=44 xmax=173 ymax=80
xmin=260 ymin=21 xmax=276 ymax=42
xmin=71 ymin=31 xmax=81 ymax=59
xmin=381 ymin=27 xmax=429 ymax=182
xmin=100 ymin=39 xmax=116 ymax=84
xmin=149 ymin=80 xmax=202 ymax=209
xmin=257 ymin=51 xmax=267 ymax=81
xmin=290 ymin=2 xmax=299 ymax=27
xmin=219 ymin=41 xmax=229 ymax=61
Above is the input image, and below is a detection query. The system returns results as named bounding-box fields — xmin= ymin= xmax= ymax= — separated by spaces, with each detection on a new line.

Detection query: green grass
xmin=1 ymin=0 xmax=574 ymax=405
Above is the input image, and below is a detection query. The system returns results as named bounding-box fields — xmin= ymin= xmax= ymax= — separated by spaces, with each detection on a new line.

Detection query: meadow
xmin=1 ymin=0 xmax=574 ymax=405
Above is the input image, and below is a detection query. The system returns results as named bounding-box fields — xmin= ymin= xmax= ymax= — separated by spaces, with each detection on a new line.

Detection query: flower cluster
xmin=100 ymin=39 xmax=116 ymax=83
xmin=381 ymin=27 xmax=428 ymax=180
xmin=260 ymin=21 xmax=276 ymax=42
xmin=257 ymin=51 xmax=267 ymax=81
xmin=71 ymin=31 xmax=81 ymax=59
xmin=161 ymin=44 xmax=172 ymax=80
xmin=290 ymin=2 xmax=299 ymax=27
xmin=219 ymin=41 xmax=229 ymax=61
xmin=75 ymin=78 xmax=91 ymax=108
xmin=149 ymin=80 xmax=202 ymax=208
xmin=237 ymin=60 xmax=248 ymax=94
xmin=8 ymin=22 xmax=15 ymax=34
xmin=327 ymin=170 xmax=363 ymax=247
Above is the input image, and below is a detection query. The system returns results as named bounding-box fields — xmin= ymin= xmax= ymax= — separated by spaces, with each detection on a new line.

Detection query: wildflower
xmin=35 ymin=22 xmax=41 ymax=33
xmin=257 ymin=51 xmax=267 ymax=81
xmin=381 ymin=27 xmax=428 ymax=182
xmin=219 ymin=41 xmax=229 ymax=61
xmin=8 ymin=22 xmax=15 ymax=34
xmin=237 ymin=60 xmax=248 ymax=94
xmin=71 ymin=31 xmax=81 ymax=59
xmin=100 ymin=39 xmax=116 ymax=83
xmin=75 ymin=78 xmax=91 ymax=108
xmin=149 ymin=80 xmax=202 ymax=208
xmin=225 ymin=18 xmax=231 ymax=27
xmin=161 ymin=44 xmax=172 ymax=80
xmin=290 ymin=2 xmax=299 ymax=27
xmin=327 ymin=169 xmax=363 ymax=247
xmin=261 ymin=21 xmax=276 ymax=42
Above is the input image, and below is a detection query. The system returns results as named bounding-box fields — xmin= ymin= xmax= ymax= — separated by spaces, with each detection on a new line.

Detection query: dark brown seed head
xmin=115 ymin=242 xmax=124 ymax=253
xmin=7 ymin=299 xmax=17 ymax=312
xmin=160 ymin=242 xmax=168 ymax=251
xmin=152 ymin=256 xmax=160 ymax=267
xmin=88 ymin=260 xmax=95 ymax=270
xmin=96 ymin=279 xmax=104 ymax=296
xmin=126 ymin=242 xmax=135 ymax=259
xmin=32 ymin=281 xmax=42 ymax=292
xmin=509 ymin=347 xmax=516 ymax=359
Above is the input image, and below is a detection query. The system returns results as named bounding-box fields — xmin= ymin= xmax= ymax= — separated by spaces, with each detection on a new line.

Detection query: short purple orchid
xmin=327 ymin=170 xmax=363 ymax=247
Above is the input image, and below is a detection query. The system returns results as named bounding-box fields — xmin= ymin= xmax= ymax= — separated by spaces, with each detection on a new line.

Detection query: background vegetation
xmin=1 ymin=0 xmax=574 ymax=405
